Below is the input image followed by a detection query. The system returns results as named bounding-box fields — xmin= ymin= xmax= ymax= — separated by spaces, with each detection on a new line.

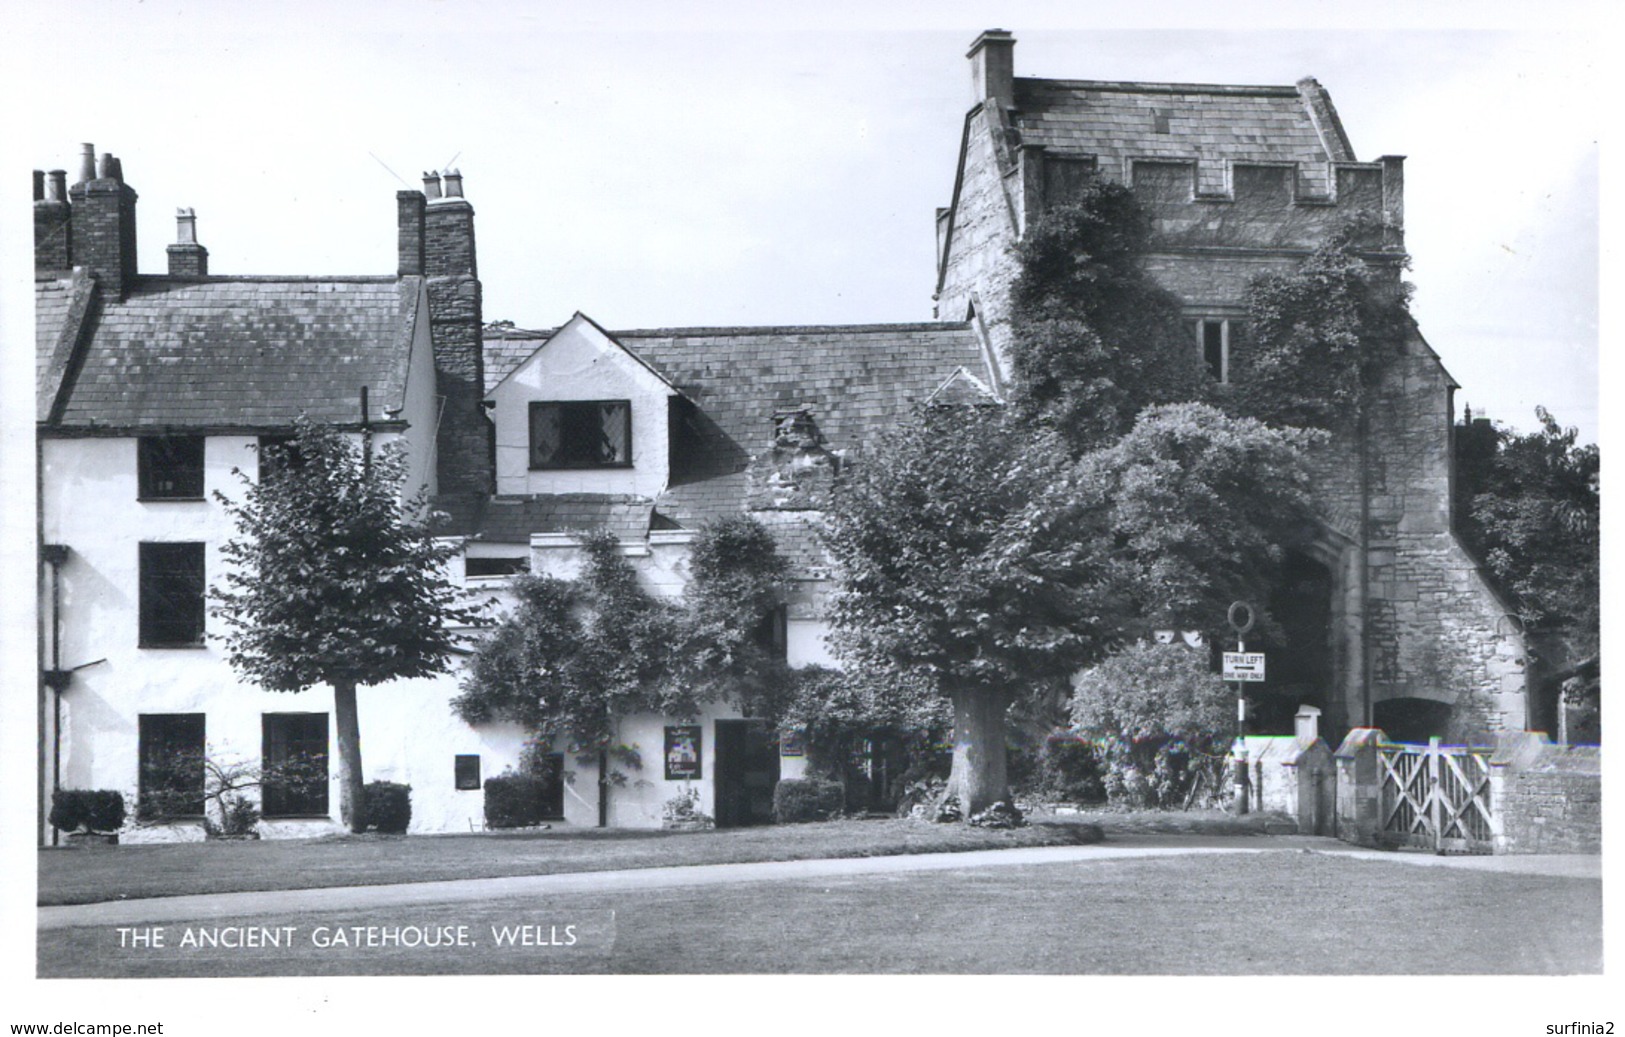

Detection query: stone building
xmin=934 ymin=30 xmax=1527 ymax=743
xmin=34 ymin=32 xmax=1528 ymax=840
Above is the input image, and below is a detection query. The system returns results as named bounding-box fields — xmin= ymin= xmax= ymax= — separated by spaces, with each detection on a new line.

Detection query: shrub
xmin=364 ymin=781 xmax=413 ymax=834
xmin=661 ymin=786 xmax=714 ymax=828
xmin=967 ymin=801 xmax=1026 ymax=828
xmin=484 ymin=773 xmax=554 ymax=829
xmin=202 ymin=794 xmax=261 ymax=839
xmin=1037 ymin=735 xmax=1107 ymax=804
xmin=772 ymin=777 xmax=845 ymax=824
xmin=49 ymin=789 xmax=126 ymax=834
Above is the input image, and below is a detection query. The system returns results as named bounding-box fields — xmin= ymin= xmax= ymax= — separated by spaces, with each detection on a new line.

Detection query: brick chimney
xmin=68 ymin=145 xmax=139 ymax=301
xmin=422 ymin=168 xmax=490 ymax=495
xmin=166 ymin=208 xmax=209 ymax=276
xmin=968 ymin=29 xmax=1016 ymax=111
xmin=34 ymin=168 xmax=72 ymax=271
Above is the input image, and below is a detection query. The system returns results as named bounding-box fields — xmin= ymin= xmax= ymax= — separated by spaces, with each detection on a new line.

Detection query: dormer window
xmin=138 ymin=435 xmax=205 ymax=499
xmin=530 ymin=400 xmax=632 ymax=469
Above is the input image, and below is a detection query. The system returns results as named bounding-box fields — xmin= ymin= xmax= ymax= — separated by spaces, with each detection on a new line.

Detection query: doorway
xmin=713 ymin=720 xmax=780 ymax=827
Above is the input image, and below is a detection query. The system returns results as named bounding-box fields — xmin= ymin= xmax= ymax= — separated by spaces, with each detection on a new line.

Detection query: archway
xmin=1372 ymin=697 xmax=1455 ymax=744
xmin=1253 ymin=551 xmax=1335 ymax=736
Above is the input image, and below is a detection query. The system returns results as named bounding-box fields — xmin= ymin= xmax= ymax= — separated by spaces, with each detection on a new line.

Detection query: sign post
xmin=1225 ymin=602 xmax=1263 ymax=815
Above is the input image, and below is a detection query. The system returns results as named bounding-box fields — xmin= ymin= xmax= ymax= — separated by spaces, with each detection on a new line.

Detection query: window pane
xmin=262 ymin=713 xmax=329 ymax=816
xmin=139 ymin=542 xmax=205 ymax=646
xmin=531 ymin=401 xmax=631 ymax=469
xmin=600 ymin=402 xmax=629 ymax=463
xmin=530 ymin=404 xmax=562 ymax=467
xmin=138 ymin=436 xmax=205 ymax=499
xmin=138 ymin=713 xmax=205 ymax=819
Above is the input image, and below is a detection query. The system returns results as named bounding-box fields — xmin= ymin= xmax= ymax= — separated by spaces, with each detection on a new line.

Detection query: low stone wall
xmin=1491 ymin=735 xmax=1601 ymax=855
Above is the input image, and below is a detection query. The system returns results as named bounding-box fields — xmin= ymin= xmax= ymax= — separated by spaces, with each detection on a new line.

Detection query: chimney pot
xmin=48 ymin=170 xmax=67 ymax=202
xmin=175 ymin=207 xmax=198 ymax=244
xmin=442 ymin=169 xmax=463 ymax=198
xmin=98 ymin=152 xmax=114 ymax=180
xmin=78 ymin=143 xmax=96 ymax=184
xmin=423 ymin=171 xmax=442 ymax=199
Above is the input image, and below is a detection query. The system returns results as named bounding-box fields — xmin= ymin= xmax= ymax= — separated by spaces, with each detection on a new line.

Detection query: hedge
xmin=49 ymin=789 xmax=126 ymax=834
xmin=772 ymin=777 xmax=845 ymax=824
xmin=363 ymin=781 xmax=412 ymax=834
xmin=484 ymin=773 xmax=554 ymax=829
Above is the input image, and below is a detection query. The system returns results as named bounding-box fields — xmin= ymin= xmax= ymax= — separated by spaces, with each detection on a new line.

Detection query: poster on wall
xmin=779 ymin=727 xmax=806 ymax=757
xmin=664 ymin=724 xmax=702 ymax=780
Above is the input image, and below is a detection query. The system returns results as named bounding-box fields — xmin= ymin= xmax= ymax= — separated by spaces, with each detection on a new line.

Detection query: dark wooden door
xmin=714 ymin=720 xmax=780 ymax=828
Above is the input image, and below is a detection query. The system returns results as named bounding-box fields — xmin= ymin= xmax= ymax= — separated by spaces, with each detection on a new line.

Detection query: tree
xmin=452 ymin=530 xmax=682 ymax=817
xmin=823 ymin=406 xmax=1108 ymax=818
xmin=674 ymin=516 xmax=797 ymax=720
xmin=821 ymin=403 xmax=1315 ymax=819
xmin=1231 ymin=225 xmax=1412 ymax=432
xmin=1008 ymin=183 xmax=1208 ymax=453
xmin=1455 ymin=407 xmax=1599 ymax=736
xmin=213 ymin=419 xmax=484 ymax=832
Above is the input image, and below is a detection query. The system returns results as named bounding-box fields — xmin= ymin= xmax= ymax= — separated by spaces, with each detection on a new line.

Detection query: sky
xmin=0 ymin=0 xmax=1614 ymax=1025
xmin=4 ymin=1 xmax=1604 ymax=443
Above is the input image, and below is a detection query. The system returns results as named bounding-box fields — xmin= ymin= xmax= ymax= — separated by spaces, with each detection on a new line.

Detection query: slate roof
xmin=38 ymin=275 xmax=421 ymax=431
xmin=1012 ymin=77 xmax=1348 ymax=198
xmin=434 ymin=493 xmax=653 ymax=543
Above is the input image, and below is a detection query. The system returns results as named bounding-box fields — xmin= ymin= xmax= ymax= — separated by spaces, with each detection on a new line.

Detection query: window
xmin=754 ymin=604 xmax=788 ymax=661
xmin=465 ymin=556 xmax=530 ymax=578
xmin=262 ymin=713 xmax=329 ymax=817
xmin=138 ymin=542 xmax=205 ymax=647
xmin=138 ymin=713 xmax=205 ymax=819
xmin=1196 ymin=318 xmax=1231 ymax=383
xmin=256 ymin=435 xmax=304 ymax=480
xmin=454 ymin=754 xmax=482 ymax=791
xmin=137 ymin=435 xmax=205 ymax=499
xmin=529 ymin=400 xmax=632 ymax=469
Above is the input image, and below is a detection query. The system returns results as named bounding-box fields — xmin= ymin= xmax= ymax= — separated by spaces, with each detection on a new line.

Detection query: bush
xmin=772 ymin=777 xmax=845 ymax=824
xmin=364 ymin=781 xmax=413 ymax=834
xmin=1037 ymin=735 xmax=1107 ymax=804
xmin=483 ymin=773 xmax=554 ymax=829
xmin=49 ymin=789 xmax=126 ymax=834
xmin=202 ymin=794 xmax=261 ymax=839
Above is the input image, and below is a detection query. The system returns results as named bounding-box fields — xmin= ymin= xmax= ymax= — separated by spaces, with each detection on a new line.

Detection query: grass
xmin=36 ymin=851 xmax=1602 ymax=976
xmin=37 ymin=811 xmax=1165 ymax=906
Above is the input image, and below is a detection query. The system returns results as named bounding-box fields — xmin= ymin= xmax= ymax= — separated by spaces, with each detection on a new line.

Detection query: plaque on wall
xmin=664 ymin=725 xmax=702 ymax=780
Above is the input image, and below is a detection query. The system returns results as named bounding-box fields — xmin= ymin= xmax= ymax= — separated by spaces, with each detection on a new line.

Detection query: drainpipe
xmin=1358 ymin=382 xmax=1374 ymax=729
xmin=40 ymin=544 xmax=71 ymax=848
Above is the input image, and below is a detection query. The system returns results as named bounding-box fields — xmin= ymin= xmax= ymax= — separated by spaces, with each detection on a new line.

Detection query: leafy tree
xmin=823 ymin=407 xmax=1102 ymax=818
xmin=1456 ymin=407 xmax=1599 ymax=735
xmin=674 ymin=516 xmax=797 ymax=720
xmin=1076 ymin=402 xmax=1321 ymax=634
xmin=213 ymin=419 xmax=483 ymax=832
xmin=1070 ymin=641 xmax=1233 ymax=808
xmin=1232 ymin=226 xmax=1412 ymax=432
xmin=822 ymin=402 xmax=1315 ymax=818
xmin=1008 ymin=183 xmax=1208 ymax=453
xmin=452 ymin=531 xmax=682 ymax=786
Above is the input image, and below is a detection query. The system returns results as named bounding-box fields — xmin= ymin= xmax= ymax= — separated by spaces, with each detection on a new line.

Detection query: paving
xmin=37 ymin=834 xmax=1601 ymax=932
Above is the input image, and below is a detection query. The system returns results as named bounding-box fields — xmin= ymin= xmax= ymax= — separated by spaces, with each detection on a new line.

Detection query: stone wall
xmin=935 ymin=106 xmax=1023 ymax=373
xmin=1491 ymin=735 xmax=1601 ymax=854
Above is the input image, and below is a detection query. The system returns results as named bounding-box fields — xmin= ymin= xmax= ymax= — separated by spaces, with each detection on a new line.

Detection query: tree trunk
xmin=942 ymin=686 xmax=1013 ymax=818
xmin=333 ymin=679 xmax=366 ymax=833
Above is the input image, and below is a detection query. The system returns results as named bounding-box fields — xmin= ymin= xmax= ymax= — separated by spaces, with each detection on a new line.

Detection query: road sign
xmin=1222 ymin=651 xmax=1266 ymax=682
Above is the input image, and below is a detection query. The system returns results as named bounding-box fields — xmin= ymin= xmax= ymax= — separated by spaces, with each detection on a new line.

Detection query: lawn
xmin=38 ymin=809 xmax=1301 ymax=907
xmin=36 ymin=850 xmax=1602 ymax=976
xmin=39 ymin=811 xmax=1180 ymax=905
